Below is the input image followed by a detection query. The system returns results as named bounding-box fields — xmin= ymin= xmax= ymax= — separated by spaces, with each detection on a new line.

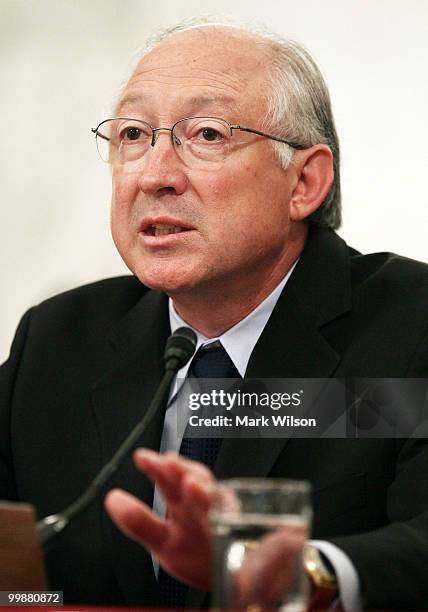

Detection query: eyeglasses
xmin=91 ymin=116 xmax=306 ymax=170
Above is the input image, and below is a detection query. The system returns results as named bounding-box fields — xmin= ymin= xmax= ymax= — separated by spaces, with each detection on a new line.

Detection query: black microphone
xmin=37 ymin=326 xmax=197 ymax=549
xmin=164 ymin=326 xmax=198 ymax=372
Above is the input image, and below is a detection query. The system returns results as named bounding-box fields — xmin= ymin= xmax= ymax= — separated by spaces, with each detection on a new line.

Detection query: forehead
xmin=117 ymin=27 xmax=273 ymax=120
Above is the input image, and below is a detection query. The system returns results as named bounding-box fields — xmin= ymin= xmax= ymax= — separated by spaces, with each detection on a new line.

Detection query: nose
xmin=138 ymin=131 xmax=188 ymax=196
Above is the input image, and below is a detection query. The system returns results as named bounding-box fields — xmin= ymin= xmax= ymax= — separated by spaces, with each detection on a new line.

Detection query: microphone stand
xmin=37 ymin=326 xmax=196 ymax=549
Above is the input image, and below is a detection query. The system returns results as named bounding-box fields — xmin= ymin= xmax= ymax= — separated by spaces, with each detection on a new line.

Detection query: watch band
xmin=303 ymin=543 xmax=338 ymax=609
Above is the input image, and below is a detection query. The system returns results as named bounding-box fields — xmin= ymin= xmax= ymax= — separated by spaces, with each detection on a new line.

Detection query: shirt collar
xmin=169 ymin=259 xmax=298 ymax=379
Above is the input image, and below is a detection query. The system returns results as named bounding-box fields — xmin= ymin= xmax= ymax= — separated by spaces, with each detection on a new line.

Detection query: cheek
xmin=196 ymin=166 xmax=255 ymax=214
xmin=111 ymin=172 xmax=139 ymax=212
xmin=111 ymin=175 xmax=141 ymax=233
xmin=110 ymin=175 xmax=138 ymax=244
xmin=201 ymin=173 xmax=235 ymax=201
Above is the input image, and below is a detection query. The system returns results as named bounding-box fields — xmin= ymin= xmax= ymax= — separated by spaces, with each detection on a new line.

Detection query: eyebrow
xmin=115 ymin=93 xmax=237 ymax=117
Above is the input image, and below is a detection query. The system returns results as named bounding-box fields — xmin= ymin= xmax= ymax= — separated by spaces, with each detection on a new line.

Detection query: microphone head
xmin=164 ymin=326 xmax=197 ymax=371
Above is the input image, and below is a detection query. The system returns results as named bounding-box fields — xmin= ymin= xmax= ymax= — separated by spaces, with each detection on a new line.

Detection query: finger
xmin=132 ymin=450 xmax=183 ymax=503
xmin=134 ymin=449 xmax=214 ymax=506
xmin=161 ymin=451 xmax=216 ymax=481
xmin=136 ymin=449 xmax=214 ymax=482
xmin=236 ymin=527 xmax=306 ymax=605
xmin=182 ymin=473 xmax=214 ymax=509
xmin=104 ymin=488 xmax=167 ymax=551
xmin=133 ymin=450 xmax=216 ymax=530
xmin=156 ymin=455 xmax=216 ymax=524
xmin=105 ymin=487 xmax=211 ymax=590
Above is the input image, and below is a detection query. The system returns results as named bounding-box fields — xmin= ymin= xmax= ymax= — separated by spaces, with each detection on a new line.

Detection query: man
xmin=1 ymin=19 xmax=427 ymax=610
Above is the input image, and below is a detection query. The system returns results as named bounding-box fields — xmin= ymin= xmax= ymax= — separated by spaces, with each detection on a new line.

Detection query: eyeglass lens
xmin=95 ymin=117 xmax=233 ymax=170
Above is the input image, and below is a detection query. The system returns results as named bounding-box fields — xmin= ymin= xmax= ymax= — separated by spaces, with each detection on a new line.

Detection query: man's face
xmin=111 ymin=28 xmax=298 ymax=298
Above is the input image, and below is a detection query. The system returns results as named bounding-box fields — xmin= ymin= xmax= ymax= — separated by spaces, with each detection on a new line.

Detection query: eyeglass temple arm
xmin=231 ymin=125 xmax=306 ymax=150
xmin=91 ymin=127 xmax=110 ymax=143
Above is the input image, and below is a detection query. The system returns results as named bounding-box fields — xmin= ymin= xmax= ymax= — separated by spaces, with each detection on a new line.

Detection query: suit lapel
xmin=215 ymin=227 xmax=351 ymax=480
xmin=91 ymin=288 xmax=170 ymax=604
xmin=187 ymin=228 xmax=352 ymax=608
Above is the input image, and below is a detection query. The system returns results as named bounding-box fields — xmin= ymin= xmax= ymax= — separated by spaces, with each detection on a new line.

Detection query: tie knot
xmin=188 ymin=341 xmax=240 ymax=379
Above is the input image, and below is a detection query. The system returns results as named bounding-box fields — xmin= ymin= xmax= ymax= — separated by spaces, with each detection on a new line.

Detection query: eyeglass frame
xmin=91 ymin=116 xmax=307 ymax=165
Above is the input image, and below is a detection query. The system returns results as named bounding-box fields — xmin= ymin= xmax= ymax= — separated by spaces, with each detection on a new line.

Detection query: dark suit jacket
xmin=1 ymin=227 xmax=427 ymax=609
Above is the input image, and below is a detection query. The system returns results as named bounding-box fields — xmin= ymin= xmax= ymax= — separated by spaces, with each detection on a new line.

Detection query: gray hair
xmin=132 ymin=17 xmax=341 ymax=229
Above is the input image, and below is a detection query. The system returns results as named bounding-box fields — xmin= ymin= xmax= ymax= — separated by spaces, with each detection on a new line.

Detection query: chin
xmin=133 ymin=264 xmax=200 ymax=295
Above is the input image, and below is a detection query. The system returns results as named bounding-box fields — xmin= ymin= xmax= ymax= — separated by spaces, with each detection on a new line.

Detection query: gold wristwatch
xmin=303 ymin=543 xmax=338 ymax=609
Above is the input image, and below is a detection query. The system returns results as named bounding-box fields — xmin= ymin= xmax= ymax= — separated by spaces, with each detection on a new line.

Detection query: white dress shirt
xmin=151 ymin=261 xmax=361 ymax=611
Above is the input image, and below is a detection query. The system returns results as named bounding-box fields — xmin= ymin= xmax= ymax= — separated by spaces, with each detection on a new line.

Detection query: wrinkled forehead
xmin=117 ymin=27 xmax=274 ymax=120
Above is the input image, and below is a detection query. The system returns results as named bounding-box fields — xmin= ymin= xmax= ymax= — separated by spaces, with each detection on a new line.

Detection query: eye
xmin=117 ymin=122 xmax=151 ymax=143
xmin=175 ymin=118 xmax=230 ymax=159
xmin=201 ymin=127 xmax=222 ymax=142
xmin=190 ymin=124 xmax=228 ymax=146
xmin=125 ymin=127 xmax=141 ymax=141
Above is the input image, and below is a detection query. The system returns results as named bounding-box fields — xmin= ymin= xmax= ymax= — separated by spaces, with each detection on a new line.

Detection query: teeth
xmin=150 ymin=224 xmax=185 ymax=236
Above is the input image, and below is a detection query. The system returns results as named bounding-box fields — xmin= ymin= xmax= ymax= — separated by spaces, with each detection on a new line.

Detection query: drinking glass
xmin=210 ymin=478 xmax=312 ymax=611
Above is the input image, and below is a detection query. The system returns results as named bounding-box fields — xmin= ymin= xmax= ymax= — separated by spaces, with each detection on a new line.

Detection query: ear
xmin=289 ymin=145 xmax=334 ymax=222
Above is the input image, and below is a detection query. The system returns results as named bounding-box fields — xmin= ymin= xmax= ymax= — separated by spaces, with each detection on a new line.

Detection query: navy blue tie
xmin=158 ymin=342 xmax=240 ymax=608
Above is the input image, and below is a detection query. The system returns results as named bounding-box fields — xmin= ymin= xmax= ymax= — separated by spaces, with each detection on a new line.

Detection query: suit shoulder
xmin=28 ymin=275 xmax=149 ymax=337
xmin=35 ymin=275 xmax=147 ymax=312
xmin=349 ymin=250 xmax=428 ymax=295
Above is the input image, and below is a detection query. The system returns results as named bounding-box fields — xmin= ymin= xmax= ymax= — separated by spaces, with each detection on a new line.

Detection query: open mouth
xmin=144 ymin=224 xmax=191 ymax=237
